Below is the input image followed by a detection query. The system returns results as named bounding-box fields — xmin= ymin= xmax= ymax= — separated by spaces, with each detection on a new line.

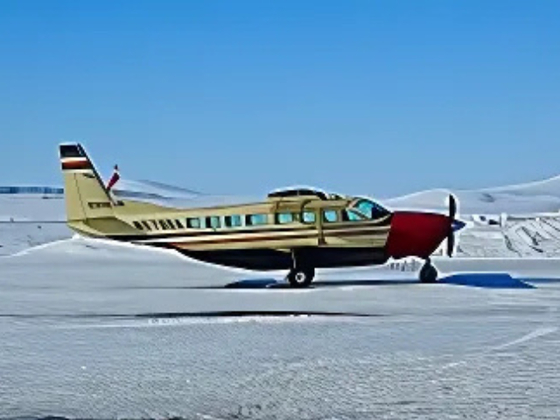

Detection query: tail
xmin=59 ymin=143 xmax=136 ymax=237
xmin=59 ymin=143 xmax=172 ymax=238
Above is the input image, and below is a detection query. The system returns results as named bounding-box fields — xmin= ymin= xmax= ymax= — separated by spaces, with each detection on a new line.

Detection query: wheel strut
xmin=287 ymin=250 xmax=315 ymax=288
xmin=419 ymin=258 xmax=438 ymax=283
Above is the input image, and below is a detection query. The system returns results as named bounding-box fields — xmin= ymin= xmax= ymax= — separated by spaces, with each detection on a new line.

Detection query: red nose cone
xmin=386 ymin=211 xmax=449 ymax=259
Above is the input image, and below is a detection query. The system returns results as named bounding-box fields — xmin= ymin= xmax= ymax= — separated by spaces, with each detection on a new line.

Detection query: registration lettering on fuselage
xmin=88 ymin=202 xmax=111 ymax=209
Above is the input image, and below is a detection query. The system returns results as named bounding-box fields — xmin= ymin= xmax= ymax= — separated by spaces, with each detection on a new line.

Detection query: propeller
xmin=447 ymin=194 xmax=458 ymax=257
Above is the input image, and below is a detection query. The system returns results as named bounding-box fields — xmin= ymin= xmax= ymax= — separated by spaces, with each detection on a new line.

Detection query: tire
xmin=419 ymin=262 xmax=438 ymax=283
xmin=287 ymin=267 xmax=315 ymax=288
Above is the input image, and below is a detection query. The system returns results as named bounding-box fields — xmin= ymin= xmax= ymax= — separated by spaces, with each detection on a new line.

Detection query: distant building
xmin=0 ymin=186 xmax=64 ymax=195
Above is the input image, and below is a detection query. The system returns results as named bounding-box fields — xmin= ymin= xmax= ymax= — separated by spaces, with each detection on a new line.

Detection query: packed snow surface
xmin=2 ymin=175 xmax=560 ymax=418
xmin=1 ymin=238 xmax=560 ymax=419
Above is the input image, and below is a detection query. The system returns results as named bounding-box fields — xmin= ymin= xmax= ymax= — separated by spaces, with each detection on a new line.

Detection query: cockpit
xmin=343 ymin=198 xmax=391 ymax=221
xmin=267 ymin=188 xmax=391 ymax=222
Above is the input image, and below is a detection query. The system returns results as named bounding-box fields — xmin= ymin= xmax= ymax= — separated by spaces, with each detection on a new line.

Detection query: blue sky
xmin=1 ymin=0 xmax=559 ymax=197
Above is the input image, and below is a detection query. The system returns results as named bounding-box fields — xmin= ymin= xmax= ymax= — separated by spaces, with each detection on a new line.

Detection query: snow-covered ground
xmin=2 ymin=177 xmax=560 ymax=419
xmin=1 ymin=238 xmax=560 ymax=419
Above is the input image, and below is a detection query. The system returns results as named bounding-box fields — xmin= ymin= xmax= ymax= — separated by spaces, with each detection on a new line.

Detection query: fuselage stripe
xmin=120 ymin=222 xmax=391 ymax=242
xmin=134 ymin=226 xmax=390 ymax=247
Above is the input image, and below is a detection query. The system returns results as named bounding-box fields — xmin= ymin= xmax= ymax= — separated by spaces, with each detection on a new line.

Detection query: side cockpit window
xmin=349 ymin=199 xmax=390 ymax=220
xmin=341 ymin=209 xmax=365 ymax=222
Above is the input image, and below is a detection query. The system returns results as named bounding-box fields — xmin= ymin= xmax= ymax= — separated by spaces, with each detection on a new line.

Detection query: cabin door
xmin=314 ymin=208 xmax=325 ymax=246
xmin=317 ymin=215 xmax=325 ymax=245
xmin=302 ymin=203 xmax=324 ymax=246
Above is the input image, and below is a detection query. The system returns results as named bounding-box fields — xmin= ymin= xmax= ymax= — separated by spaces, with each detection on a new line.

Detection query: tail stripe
xmin=61 ymin=158 xmax=92 ymax=170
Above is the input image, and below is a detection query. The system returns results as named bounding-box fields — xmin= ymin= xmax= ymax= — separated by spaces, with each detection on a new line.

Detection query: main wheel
xmin=419 ymin=261 xmax=438 ymax=283
xmin=287 ymin=266 xmax=315 ymax=288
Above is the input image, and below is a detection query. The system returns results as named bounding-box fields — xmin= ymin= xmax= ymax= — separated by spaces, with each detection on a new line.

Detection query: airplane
xmin=59 ymin=143 xmax=466 ymax=287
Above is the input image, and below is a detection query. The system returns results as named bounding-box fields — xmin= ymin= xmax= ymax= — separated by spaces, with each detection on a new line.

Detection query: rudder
xmin=59 ymin=143 xmax=115 ymax=223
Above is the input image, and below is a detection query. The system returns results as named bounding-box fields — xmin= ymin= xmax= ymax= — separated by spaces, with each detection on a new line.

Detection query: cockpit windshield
xmin=347 ymin=198 xmax=390 ymax=220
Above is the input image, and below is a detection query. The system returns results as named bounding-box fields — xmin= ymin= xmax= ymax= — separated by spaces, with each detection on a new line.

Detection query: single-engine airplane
xmin=59 ymin=143 xmax=465 ymax=287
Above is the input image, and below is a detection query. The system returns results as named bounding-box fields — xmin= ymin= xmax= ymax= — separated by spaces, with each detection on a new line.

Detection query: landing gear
xmin=287 ymin=266 xmax=315 ymax=288
xmin=419 ymin=259 xmax=438 ymax=283
xmin=286 ymin=249 xmax=315 ymax=288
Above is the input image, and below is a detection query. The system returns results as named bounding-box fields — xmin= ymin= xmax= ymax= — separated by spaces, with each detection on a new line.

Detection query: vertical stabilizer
xmin=59 ymin=143 xmax=115 ymax=222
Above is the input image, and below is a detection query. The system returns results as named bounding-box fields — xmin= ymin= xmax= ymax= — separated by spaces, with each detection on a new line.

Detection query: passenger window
xmin=276 ymin=212 xmax=294 ymax=224
xmin=175 ymin=219 xmax=184 ymax=229
xmin=323 ymin=210 xmax=338 ymax=223
xmin=301 ymin=211 xmax=316 ymax=224
xmin=246 ymin=214 xmax=268 ymax=226
xmin=206 ymin=216 xmax=221 ymax=229
xmin=225 ymin=215 xmax=242 ymax=228
xmin=133 ymin=221 xmax=144 ymax=230
xmin=187 ymin=217 xmax=201 ymax=229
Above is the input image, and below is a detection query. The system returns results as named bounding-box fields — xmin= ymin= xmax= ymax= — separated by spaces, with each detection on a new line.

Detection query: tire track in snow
xmin=440 ymin=326 xmax=558 ymax=371
xmin=492 ymin=326 xmax=558 ymax=350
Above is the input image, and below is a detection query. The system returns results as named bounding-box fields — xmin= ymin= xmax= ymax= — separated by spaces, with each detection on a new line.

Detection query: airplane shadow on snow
xmin=222 ymin=273 xmax=535 ymax=290
xmin=223 ymin=278 xmax=418 ymax=289
xmin=118 ymin=273 xmax=535 ymax=291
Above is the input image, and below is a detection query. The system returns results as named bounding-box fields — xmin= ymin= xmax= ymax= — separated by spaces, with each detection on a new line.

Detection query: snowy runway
xmin=1 ymin=239 xmax=560 ymax=419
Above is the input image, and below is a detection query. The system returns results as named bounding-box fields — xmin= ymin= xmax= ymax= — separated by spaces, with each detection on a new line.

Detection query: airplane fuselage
xmin=60 ymin=143 xmax=464 ymax=287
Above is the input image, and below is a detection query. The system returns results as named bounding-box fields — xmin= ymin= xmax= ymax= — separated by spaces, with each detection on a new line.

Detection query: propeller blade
xmin=449 ymin=194 xmax=457 ymax=220
xmin=447 ymin=230 xmax=455 ymax=257
xmin=447 ymin=194 xmax=458 ymax=257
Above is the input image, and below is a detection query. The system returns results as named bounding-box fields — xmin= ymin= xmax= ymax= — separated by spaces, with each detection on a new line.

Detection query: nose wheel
xmin=419 ymin=259 xmax=438 ymax=283
xmin=287 ymin=266 xmax=315 ymax=288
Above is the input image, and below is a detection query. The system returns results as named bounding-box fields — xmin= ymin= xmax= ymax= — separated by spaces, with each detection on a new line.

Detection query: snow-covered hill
xmin=384 ymin=174 xmax=560 ymax=215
